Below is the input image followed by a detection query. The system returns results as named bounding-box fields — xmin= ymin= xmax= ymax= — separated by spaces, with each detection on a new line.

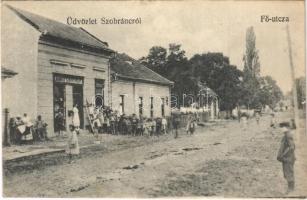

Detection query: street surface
xmin=3 ymin=111 xmax=307 ymax=198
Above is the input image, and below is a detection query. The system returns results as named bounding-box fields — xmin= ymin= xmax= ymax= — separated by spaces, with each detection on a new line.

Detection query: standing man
xmin=255 ymin=112 xmax=260 ymax=125
xmin=172 ymin=113 xmax=180 ymax=138
xmin=277 ymin=122 xmax=296 ymax=194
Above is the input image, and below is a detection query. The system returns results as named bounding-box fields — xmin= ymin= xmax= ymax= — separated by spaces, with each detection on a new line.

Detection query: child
xmin=137 ymin=116 xmax=144 ymax=136
xmin=191 ymin=118 xmax=197 ymax=134
xmin=151 ymin=118 xmax=156 ymax=136
xmin=105 ymin=114 xmax=111 ymax=134
xmin=162 ymin=117 xmax=168 ymax=134
xmin=186 ymin=114 xmax=192 ymax=134
xmin=55 ymin=110 xmax=65 ymax=137
xmin=126 ymin=117 xmax=132 ymax=135
xmin=143 ymin=118 xmax=149 ymax=136
xmin=66 ymin=125 xmax=80 ymax=163
xmin=131 ymin=114 xmax=138 ymax=136
xmin=255 ymin=112 xmax=260 ymax=125
xmin=270 ymin=113 xmax=276 ymax=128
xmin=110 ymin=113 xmax=116 ymax=135
xmin=93 ymin=109 xmax=102 ymax=133
xmin=241 ymin=112 xmax=248 ymax=131
xmin=186 ymin=115 xmax=196 ymax=135
xmin=172 ymin=114 xmax=181 ymax=139
xmin=34 ymin=115 xmax=48 ymax=141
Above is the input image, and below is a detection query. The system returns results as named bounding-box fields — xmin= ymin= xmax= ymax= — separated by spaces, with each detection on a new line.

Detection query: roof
xmin=2 ymin=67 xmax=18 ymax=79
xmin=110 ymin=53 xmax=173 ymax=86
xmin=7 ymin=5 xmax=113 ymax=53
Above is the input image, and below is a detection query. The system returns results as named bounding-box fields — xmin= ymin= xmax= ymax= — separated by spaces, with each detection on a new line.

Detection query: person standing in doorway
xmin=277 ymin=122 xmax=296 ymax=194
xmin=55 ymin=109 xmax=65 ymax=137
xmin=73 ymin=104 xmax=80 ymax=133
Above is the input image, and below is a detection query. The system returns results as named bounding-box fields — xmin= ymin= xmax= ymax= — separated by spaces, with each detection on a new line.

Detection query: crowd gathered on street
xmin=5 ymin=103 xmax=299 ymax=194
xmin=87 ymin=106 xmax=170 ymax=137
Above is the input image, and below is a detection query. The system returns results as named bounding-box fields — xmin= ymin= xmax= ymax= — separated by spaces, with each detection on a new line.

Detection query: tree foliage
xmin=242 ymin=26 xmax=262 ymax=108
xmin=189 ymin=53 xmax=243 ymax=111
xmin=240 ymin=26 xmax=283 ymax=109
xmin=257 ymin=76 xmax=283 ymax=109
xmin=140 ymin=39 xmax=283 ymax=112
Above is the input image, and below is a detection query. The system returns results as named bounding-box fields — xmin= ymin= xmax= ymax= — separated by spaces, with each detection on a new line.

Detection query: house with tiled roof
xmin=2 ymin=5 xmax=114 ymax=136
xmin=110 ymin=53 xmax=173 ymax=118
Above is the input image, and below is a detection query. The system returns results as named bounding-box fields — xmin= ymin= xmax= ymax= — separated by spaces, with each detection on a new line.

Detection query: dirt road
xmin=3 ymin=111 xmax=306 ymax=198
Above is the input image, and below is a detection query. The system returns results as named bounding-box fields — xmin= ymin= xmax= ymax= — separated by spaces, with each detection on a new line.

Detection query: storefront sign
xmin=54 ymin=74 xmax=83 ymax=85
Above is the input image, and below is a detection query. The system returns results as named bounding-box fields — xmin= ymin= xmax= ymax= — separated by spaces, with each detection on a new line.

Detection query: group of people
xmin=9 ymin=113 xmax=49 ymax=144
xmin=88 ymin=105 xmax=169 ymax=136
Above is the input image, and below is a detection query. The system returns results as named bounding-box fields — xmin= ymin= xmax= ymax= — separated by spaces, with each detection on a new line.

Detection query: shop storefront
xmin=53 ymin=74 xmax=84 ymax=131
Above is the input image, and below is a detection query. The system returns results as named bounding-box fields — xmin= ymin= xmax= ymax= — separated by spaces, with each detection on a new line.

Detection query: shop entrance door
xmin=73 ymin=85 xmax=84 ymax=128
xmin=53 ymin=73 xmax=84 ymax=132
xmin=54 ymin=84 xmax=66 ymax=132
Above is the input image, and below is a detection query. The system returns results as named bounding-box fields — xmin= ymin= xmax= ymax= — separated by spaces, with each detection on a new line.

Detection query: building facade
xmin=110 ymin=53 xmax=173 ymax=118
xmin=2 ymin=6 xmax=114 ymax=136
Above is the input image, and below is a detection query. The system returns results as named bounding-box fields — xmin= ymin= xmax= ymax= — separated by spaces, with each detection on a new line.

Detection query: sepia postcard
xmin=1 ymin=0 xmax=306 ymax=198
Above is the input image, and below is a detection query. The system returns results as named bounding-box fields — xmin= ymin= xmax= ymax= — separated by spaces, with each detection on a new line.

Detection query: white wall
xmin=1 ymin=7 xmax=40 ymax=119
xmin=111 ymin=80 xmax=171 ymax=118
xmin=37 ymin=41 xmax=110 ymax=135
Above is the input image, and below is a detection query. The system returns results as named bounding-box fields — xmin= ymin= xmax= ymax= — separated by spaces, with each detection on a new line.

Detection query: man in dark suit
xmin=277 ymin=122 xmax=296 ymax=194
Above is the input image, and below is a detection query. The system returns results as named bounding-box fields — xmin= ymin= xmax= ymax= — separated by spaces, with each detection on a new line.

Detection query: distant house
xmin=2 ymin=6 xmax=114 ymax=136
xmin=197 ymin=82 xmax=219 ymax=119
xmin=110 ymin=53 xmax=174 ymax=118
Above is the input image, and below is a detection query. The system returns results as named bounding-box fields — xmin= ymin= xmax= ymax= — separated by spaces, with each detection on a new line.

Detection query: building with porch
xmin=2 ymin=6 xmax=114 ymax=136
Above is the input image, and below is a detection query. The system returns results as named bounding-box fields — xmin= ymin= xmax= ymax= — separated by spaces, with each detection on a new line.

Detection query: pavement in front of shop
xmin=2 ymin=121 xmax=221 ymax=162
xmin=2 ymin=131 xmax=110 ymax=161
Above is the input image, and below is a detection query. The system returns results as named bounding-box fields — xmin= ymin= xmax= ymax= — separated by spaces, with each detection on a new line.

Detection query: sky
xmin=3 ymin=1 xmax=305 ymax=93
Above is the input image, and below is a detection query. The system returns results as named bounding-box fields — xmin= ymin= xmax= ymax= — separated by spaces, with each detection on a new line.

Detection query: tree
xmin=166 ymin=43 xmax=189 ymax=80
xmin=139 ymin=46 xmax=167 ymax=75
xmin=257 ymin=76 xmax=283 ymax=109
xmin=243 ymin=26 xmax=260 ymax=79
xmin=242 ymin=26 xmax=261 ymax=108
xmin=166 ymin=44 xmax=198 ymax=106
xmin=189 ymin=53 xmax=243 ymax=112
xmin=140 ymin=43 xmax=198 ymax=107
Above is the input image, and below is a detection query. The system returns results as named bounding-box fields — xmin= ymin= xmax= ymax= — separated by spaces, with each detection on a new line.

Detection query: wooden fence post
xmin=3 ymin=108 xmax=11 ymax=146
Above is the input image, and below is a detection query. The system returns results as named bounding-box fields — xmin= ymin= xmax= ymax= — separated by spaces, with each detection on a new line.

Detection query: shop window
xmin=95 ymin=79 xmax=105 ymax=108
xmin=150 ymin=97 xmax=154 ymax=118
xmin=120 ymin=95 xmax=125 ymax=114
xmin=139 ymin=97 xmax=143 ymax=117
xmin=161 ymin=98 xmax=165 ymax=117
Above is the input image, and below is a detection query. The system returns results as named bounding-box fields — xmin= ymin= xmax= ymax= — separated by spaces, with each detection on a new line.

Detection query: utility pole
xmin=286 ymin=25 xmax=300 ymax=137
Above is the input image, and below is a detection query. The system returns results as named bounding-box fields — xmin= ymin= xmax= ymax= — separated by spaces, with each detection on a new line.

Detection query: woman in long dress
xmin=66 ymin=125 xmax=80 ymax=163
xmin=72 ymin=104 xmax=80 ymax=131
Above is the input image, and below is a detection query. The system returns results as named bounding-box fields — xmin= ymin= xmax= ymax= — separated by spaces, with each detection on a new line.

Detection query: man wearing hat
xmin=277 ymin=121 xmax=296 ymax=194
